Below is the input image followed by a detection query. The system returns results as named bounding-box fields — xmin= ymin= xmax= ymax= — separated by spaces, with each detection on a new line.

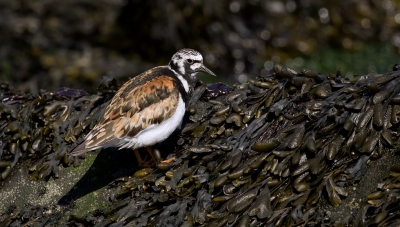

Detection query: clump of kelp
xmin=0 ymin=76 xmax=118 ymax=182
xmin=362 ymin=163 xmax=400 ymax=226
xmin=2 ymin=65 xmax=400 ymax=226
xmin=2 ymin=0 xmax=400 ymax=94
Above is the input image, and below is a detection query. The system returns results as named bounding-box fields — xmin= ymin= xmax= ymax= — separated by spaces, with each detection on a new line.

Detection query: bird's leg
xmin=133 ymin=149 xmax=146 ymax=167
xmin=145 ymin=147 xmax=157 ymax=165
xmin=139 ymin=147 xmax=176 ymax=165
xmin=133 ymin=147 xmax=157 ymax=168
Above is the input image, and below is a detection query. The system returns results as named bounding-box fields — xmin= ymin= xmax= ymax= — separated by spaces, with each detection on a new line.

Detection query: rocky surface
xmin=1 ymin=65 xmax=400 ymax=226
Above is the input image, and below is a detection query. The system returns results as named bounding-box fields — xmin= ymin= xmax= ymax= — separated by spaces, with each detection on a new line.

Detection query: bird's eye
xmin=186 ymin=59 xmax=194 ymax=64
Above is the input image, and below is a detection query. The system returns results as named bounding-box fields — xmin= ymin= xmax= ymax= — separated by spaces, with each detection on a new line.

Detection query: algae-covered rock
xmin=2 ymin=66 xmax=400 ymax=226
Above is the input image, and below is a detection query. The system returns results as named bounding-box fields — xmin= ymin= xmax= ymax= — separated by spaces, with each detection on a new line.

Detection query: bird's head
xmin=169 ymin=48 xmax=216 ymax=77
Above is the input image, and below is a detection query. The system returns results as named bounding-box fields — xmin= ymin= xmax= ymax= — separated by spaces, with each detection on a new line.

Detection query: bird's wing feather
xmin=70 ymin=74 xmax=180 ymax=155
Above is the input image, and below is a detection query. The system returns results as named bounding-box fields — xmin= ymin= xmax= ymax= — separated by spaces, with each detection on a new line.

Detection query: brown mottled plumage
xmin=70 ymin=49 xmax=216 ymax=167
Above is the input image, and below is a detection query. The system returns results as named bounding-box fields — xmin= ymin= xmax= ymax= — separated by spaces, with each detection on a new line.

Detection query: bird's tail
xmin=70 ymin=142 xmax=89 ymax=156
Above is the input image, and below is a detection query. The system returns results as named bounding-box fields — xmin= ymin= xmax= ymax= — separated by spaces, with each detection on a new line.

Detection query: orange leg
xmin=145 ymin=147 xmax=157 ymax=164
xmin=134 ymin=149 xmax=145 ymax=167
xmin=133 ymin=148 xmax=157 ymax=168
xmin=134 ymin=147 xmax=176 ymax=167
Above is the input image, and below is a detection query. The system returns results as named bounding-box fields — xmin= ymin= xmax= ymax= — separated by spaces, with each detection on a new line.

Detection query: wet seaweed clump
xmin=0 ymin=77 xmax=118 ymax=183
xmin=361 ymin=163 xmax=400 ymax=226
xmin=3 ymin=65 xmax=400 ymax=226
xmin=2 ymin=1 xmax=400 ymax=93
xmin=65 ymin=65 xmax=400 ymax=226
xmin=0 ymin=205 xmax=57 ymax=226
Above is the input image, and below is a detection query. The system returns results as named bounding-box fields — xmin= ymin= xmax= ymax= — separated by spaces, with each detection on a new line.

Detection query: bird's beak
xmin=197 ymin=65 xmax=216 ymax=77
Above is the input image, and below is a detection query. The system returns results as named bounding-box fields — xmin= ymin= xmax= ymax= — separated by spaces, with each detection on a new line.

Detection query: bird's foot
xmin=139 ymin=159 xmax=156 ymax=168
xmin=160 ymin=157 xmax=176 ymax=164
xmin=134 ymin=149 xmax=156 ymax=168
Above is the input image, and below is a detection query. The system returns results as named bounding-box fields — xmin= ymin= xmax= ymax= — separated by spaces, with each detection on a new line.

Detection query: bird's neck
xmin=168 ymin=65 xmax=194 ymax=93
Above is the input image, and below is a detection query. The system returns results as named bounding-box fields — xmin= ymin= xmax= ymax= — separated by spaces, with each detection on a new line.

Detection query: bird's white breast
xmin=119 ymin=94 xmax=186 ymax=149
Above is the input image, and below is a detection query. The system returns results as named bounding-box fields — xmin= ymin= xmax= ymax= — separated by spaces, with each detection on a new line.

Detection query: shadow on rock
xmin=57 ymin=148 xmax=140 ymax=206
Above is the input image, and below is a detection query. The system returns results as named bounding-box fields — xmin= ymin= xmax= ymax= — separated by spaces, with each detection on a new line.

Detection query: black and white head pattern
xmin=169 ymin=49 xmax=204 ymax=76
xmin=169 ymin=48 xmax=216 ymax=93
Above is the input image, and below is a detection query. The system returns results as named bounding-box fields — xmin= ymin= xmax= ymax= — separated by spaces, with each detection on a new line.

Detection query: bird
xmin=70 ymin=48 xmax=216 ymax=167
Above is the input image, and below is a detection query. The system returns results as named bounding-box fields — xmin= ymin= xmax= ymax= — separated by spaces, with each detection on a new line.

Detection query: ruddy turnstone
xmin=70 ymin=48 xmax=216 ymax=167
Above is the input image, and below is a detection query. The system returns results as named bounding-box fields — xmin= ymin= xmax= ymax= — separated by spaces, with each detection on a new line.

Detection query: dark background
xmin=0 ymin=0 xmax=399 ymax=93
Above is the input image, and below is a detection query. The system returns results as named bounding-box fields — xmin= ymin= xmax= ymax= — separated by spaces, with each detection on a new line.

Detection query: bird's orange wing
xmin=70 ymin=73 xmax=180 ymax=155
